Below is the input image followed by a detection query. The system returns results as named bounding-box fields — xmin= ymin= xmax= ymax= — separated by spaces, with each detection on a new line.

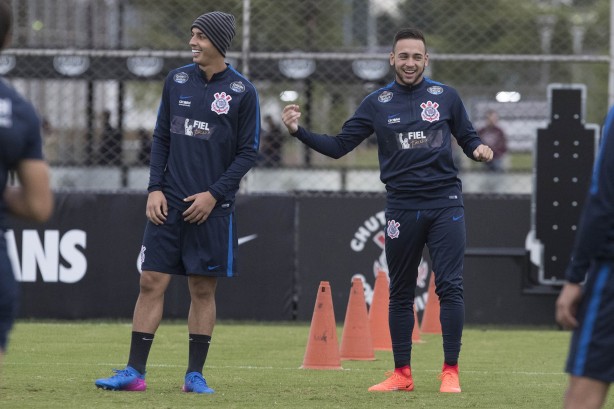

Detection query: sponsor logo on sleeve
xmin=0 ymin=98 xmax=12 ymax=127
xmin=378 ymin=91 xmax=393 ymax=103
xmin=427 ymin=85 xmax=443 ymax=95
xmin=173 ymin=72 xmax=189 ymax=84
xmin=230 ymin=81 xmax=246 ymax=93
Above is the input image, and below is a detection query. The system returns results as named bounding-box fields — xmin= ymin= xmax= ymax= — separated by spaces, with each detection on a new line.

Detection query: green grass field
xmin=1 ymin=321 xmax=613 ymax=409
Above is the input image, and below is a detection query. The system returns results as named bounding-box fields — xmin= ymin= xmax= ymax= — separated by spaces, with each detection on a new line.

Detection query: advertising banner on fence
xmin=7 ymin=191 xmax=557 ymax=325
xmin=9 ymin=192 xmax=295 ymax=321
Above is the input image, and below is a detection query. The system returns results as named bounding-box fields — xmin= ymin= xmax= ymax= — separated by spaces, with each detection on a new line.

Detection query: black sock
xmin=187 ymin=334 xmax=211 ymax=374
xmin=127 ymin=331 xmax=154 ymax=375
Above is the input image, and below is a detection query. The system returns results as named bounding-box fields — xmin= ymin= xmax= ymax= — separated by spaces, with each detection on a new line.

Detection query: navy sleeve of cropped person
xmin=565 ymin=106 xmax=614 ymax=283
xmin=0 ymin=79 xmax=44 ymax=228
xmin=0 ymin=81 xmax=44 ymax=165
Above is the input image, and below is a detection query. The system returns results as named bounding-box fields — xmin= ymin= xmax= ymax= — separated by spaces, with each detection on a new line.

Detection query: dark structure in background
xmin=533 ymin=85 xmax=598 ymax=285
xmin=9 ymin=192 xmax=556 ymax=326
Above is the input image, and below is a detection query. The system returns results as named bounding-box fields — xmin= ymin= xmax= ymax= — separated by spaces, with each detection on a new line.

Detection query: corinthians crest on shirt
xmin=420 ymin=101 xmax=440 ymax=122
xmin=211 ymin=92 xmax=232 ymax=115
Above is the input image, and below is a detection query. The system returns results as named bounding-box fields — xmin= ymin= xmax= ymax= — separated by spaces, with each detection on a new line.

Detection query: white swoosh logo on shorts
xmin=136 ymin=234 xmax=258 ymax=274
xmin=238 ymin=234 xmax=257 ymax=245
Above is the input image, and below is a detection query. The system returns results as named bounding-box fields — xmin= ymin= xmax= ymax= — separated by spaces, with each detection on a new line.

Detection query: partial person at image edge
xmin=0 ymin=0 xmax=54 ymax=373
xmin=556 ymin=105 xmax=614 ymax=409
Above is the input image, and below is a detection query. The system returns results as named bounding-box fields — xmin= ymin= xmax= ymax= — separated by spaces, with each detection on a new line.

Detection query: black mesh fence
xmin=3 ymin=0 xmax=610 ymax=194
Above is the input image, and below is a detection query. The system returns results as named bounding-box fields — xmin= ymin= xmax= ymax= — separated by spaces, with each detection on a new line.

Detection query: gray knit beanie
xmin=191 ymin=11 xmax=236 ymax=57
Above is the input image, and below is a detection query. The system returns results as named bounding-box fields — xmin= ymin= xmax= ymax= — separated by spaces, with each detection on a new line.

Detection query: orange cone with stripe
xmin=369 ymin=270 xmax=392 ymax=351
xmin=340 ymin=277 xmax=375 ymax=360
xmin=420 ymin=272 xmax=442 ymax=334
xmin=301 ymin=281 xmax=343 ymax=369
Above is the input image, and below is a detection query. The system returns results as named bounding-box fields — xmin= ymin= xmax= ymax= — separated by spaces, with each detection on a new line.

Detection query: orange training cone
xmin=420 ymin=272 xmax=442 ymax=334
xmin=301 ymin=281 xmax=343 ymax=369
xmin=412 ymin=308 xmax=423 ymax=343
xmin=340 ymin=277 xmax=375 ymax=360
xmin=369 ymin=270 xmax=392 ymax=351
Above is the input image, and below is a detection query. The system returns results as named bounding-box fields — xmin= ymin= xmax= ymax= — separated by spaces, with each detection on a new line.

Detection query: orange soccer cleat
xmin=368 ymin=366 xmax=414 ymax=392
xmin=438 ymin=363 xmax=461 ymax=393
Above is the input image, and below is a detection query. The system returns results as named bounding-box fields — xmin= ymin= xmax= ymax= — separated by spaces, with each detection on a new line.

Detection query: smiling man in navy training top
xmin=282 ymin=27 xmax=492 ymax=394
xmin=95 ymin=11 xmax=260 ymax=394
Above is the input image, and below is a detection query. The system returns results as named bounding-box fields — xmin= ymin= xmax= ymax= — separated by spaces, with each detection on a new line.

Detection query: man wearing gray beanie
xmin=191 ymin=11 xmax=236 ymax=57
xmin=95 ymin=10 xmax=261 ymax=395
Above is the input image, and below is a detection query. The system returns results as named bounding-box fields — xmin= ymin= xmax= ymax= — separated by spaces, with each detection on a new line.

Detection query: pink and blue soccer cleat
xmin=182 ymin=372 xmax=214 ymax=394
xmin=95 ymin=366 xmax=146 ymax=391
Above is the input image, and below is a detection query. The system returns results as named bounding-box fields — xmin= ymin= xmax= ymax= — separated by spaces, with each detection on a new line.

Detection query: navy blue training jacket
xmin=565 ymin=106 xmax=614 ymax=283
xmin=0 ymin=79 xmax=43 ymax=228
xmin=293 ymin=78 xmax=483 ymax=210
xmin=148 ymin=63 xmax=260 ymax=215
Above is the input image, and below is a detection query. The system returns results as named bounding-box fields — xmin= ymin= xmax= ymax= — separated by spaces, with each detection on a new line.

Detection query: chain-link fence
xmin=3 ymin=0 xmax=610 ymax=193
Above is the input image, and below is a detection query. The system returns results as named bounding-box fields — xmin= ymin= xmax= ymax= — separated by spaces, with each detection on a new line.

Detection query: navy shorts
xmin=565 ymin=261 xmax=614 ymax=383
xmin=140 ymin=206 xmax=238 ymax=277
xmin=0 ymin=234 xmax=19 ymax=351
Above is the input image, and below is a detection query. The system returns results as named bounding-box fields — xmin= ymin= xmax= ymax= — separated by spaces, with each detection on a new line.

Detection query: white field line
xmin=3 ymin=361 xmax=566 ymax=376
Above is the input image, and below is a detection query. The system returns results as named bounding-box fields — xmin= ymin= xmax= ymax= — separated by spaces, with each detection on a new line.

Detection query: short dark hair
xmin=0 ymin=1 xmax=11 ymax=51
xmin=392 ymin=28 xmax=427 ymax=52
